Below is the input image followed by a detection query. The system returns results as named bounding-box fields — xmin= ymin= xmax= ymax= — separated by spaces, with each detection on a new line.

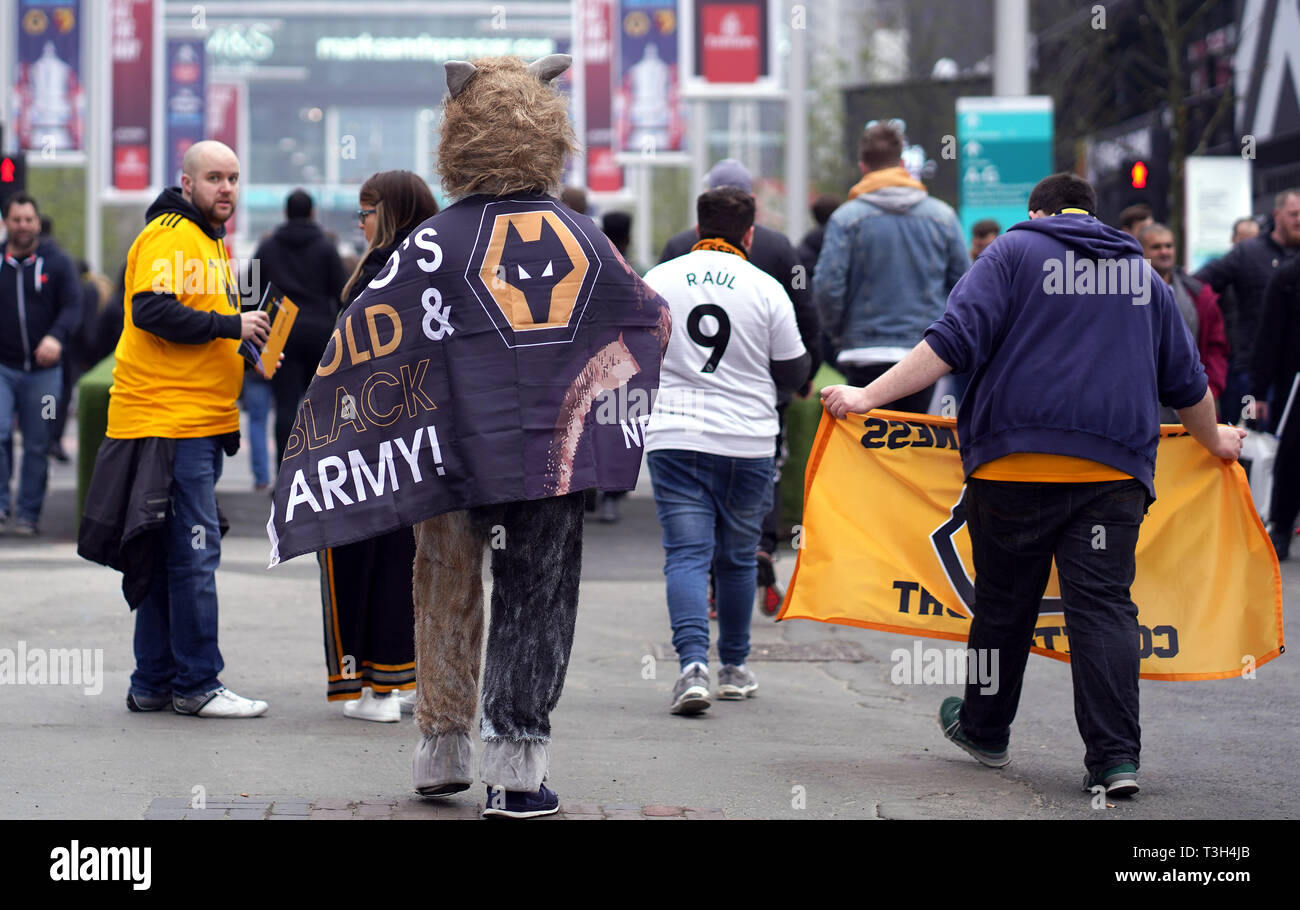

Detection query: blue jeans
xmin=130 ymin=437 xmax=226 ymax=698
xmin=648 ymin=450 xmax=773 ymax=671
xmin=0 ymin=362 xmax=62 ymax=523
xmin=959 ymin=478 xmax=1147 ymax=777
xmin=241 ymin=375 xmax=272 ymax=486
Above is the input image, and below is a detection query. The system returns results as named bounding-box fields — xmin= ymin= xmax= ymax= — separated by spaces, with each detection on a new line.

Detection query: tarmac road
xmin=1 ymin=421 xmax=1294 ymax=820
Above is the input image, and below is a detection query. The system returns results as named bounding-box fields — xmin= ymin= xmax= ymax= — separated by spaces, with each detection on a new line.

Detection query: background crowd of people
xmin=4 ymin=123 xmax=1297 ymax=718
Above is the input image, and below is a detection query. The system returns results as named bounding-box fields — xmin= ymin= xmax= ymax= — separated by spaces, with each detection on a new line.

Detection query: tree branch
xmin=1194 ymin=84 xmax=1237 ymax=153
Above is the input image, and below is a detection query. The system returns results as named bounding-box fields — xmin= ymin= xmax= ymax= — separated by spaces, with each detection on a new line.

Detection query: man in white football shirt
xmin=643 ymin=187 xmax=810 ymax=715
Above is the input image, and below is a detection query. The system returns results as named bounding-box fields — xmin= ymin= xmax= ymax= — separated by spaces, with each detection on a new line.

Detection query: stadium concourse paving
xmin=2 ymin=419 xmax=1298 ymax=821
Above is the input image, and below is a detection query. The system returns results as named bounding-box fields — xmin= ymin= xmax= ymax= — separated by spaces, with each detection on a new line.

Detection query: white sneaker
xmin=397 ymin=689 xmax=416 ymax=715
xmin=343 ymin=689 xmax=400 ymax=723
xmin=173 ymin=686 xmax=269 ymax=718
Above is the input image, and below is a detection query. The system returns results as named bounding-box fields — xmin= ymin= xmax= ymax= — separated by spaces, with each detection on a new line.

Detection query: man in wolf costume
xmin=405 ymin=55 xmax=670 ymax=817
xmin=267 ymin=54 xmax=667 ymax=818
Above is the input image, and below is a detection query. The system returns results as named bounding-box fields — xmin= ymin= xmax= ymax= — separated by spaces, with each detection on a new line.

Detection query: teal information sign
xmin=956 ymin=96 xmax=1054 ymax=243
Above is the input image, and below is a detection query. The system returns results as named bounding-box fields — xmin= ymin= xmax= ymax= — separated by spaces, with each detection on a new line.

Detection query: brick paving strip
xmin=144 ymin=796 xmax=728 ymax=820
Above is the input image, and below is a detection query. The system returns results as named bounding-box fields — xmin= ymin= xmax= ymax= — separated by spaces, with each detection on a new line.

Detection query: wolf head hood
xmin=145 ymin=186 xmax=227 ymax=240
xmin=1010 ymin=212 xmax=1142 ymax=260
xmin=437 ymin=55 xmax=576 ymax=200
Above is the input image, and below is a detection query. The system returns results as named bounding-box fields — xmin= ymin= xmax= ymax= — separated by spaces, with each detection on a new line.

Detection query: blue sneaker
xmin=482 ymin=784 xmax=560 ymax=819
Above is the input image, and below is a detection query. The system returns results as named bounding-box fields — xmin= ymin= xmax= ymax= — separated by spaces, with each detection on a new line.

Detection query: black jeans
xmin=1268 ymin=373 xmax=1300 ymax=536
xmin=959 ymin=478 xmax=1147 ymax=776
xmin=843 ymin=363 xmax=934 ymax=414
xmin=272 ymin=352 xmax=320 ymax=466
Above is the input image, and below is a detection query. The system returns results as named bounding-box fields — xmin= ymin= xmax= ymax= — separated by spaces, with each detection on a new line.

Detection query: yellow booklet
xmin=240 ymin=283 xmax=298 ymax=379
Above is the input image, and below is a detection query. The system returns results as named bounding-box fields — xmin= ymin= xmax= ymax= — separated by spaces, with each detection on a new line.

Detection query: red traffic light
xmin=0 ymin=158 xmax=14 ymax=183
xmin=1130 ymin=160 xmax=1148 ymax=189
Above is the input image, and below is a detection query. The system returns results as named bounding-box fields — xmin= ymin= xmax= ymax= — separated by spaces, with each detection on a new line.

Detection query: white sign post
xmin=1184 ymin=155 xmax=1253 ymax=273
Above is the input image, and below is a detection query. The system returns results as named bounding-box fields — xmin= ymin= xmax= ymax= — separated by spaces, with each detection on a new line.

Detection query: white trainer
xmin=397 ymin=689 xmax=416 ymax=715
xmin=343 ymin=689 xmax=400 ymax=723
xmin=173 ymin=686 xmax=269 ymax=718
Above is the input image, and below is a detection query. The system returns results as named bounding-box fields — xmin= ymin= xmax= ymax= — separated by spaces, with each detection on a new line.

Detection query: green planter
xmin=779 ymin=363 xmax=844 ymax=535
xmin=76 ymin=354 xmax=116 ymax=524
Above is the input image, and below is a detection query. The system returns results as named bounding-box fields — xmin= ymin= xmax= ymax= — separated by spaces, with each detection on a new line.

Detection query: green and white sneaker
xmin=938 ymin=696 xmax=1010 ymax=767
xmin=1083 ymin=762 xmax=1139 ymax=797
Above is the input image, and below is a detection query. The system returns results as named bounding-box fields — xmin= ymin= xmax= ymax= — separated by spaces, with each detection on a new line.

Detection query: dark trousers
xmin=959 ymin=478 xmax=1147 ymax=776
xmin=1270 ymin=383 xmax=1300 ymax=535
xmin=1221 ymin=368 xmax=1252 ymax=424
xmin=272 ymin=352 xmax=319 ymax=466
xmin=50 ymin=355 xmax=82 ymax=447
xmin=759 ymin=403 xmax=788 ymax=555
xmin=843 ymin=363 xmax=934 ymax=414
xmin=474 ymin=493 xmax=584 ymax=740
xmin=319 ymin=527 xmax=417 ymax=699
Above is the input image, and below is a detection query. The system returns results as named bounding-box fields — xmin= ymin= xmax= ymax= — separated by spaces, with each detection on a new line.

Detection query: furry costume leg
xmin=477 ymin=493 xmax=584 ymax=791
xmin=411 ymin=511 xmax=485 ymax=794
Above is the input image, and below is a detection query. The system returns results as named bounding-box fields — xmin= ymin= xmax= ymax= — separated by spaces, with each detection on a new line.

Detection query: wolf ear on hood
xmin=444 ymin=54 xmax=572 ymax=100
xmin=526 ymin=54 xmax=572 ymax=84
xmin=445 ymin=60 xmax=478 ymax=99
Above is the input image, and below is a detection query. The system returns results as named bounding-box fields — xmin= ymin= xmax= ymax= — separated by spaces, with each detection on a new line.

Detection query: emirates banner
xmin=780 ymin=410 xmax=1285 ymax=681
xmin=267 ymin=194 xmax=669 ymax=565
xmin=580 ymin=0 xmax=622 ymax=191
xmin=694 ymin=0 xmax=767 ymax=84
xmin=109 ymin=0 xmax=152 ymax=190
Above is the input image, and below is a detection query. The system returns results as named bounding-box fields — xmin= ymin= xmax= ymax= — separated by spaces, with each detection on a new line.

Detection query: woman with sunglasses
xmin=319 ymin=170 xmax=439 ymax=722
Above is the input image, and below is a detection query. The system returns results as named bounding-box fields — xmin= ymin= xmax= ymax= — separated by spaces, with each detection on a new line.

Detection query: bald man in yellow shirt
xmin=94 ymin=141 xmax=273 ymax=718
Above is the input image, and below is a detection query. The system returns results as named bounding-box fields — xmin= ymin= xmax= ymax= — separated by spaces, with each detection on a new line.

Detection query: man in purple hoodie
xmin=822 ymin=173 xmax=1245 ymax=799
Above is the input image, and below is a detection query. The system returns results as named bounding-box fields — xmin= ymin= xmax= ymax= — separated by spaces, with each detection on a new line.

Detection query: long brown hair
xmin=341 ymin=170 xmax=440 ymax=302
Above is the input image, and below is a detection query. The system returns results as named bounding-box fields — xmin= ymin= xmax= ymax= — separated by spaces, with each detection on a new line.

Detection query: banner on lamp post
xmin=12 ymin=0 xmax=85 ymax=155
xmin=164 ymin=36 xmax=205 ymax=185
xmin=580 ymin=0 xmax=623 ymax=192
xmin=614 ymin=0 xmax=686 ymax=160
xmin=110 ymin=0 xmax=153 ymax=190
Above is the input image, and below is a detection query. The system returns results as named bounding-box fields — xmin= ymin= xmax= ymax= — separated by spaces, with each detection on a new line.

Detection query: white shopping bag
xmin=1242 ymin=373 xmax=1300 ymax=524
xmin=1241 ymin=426 xmax=1276 ymax=522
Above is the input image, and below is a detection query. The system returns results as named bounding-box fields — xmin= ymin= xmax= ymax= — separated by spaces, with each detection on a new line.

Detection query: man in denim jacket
xmin=814 ymin=123 xmax=968 ymax=412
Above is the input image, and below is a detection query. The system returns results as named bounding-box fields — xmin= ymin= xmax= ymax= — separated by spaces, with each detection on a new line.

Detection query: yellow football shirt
xmin=107 ymin=212 xmax=243 ymax=439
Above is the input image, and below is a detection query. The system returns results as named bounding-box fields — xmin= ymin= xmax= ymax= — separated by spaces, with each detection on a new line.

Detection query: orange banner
xmin=779 ymin=410 xmax=1285 ymax=681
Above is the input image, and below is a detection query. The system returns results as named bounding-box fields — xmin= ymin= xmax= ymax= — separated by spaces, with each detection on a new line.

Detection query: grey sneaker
xmin=670 ymin=662 xmax=711 ymax=715
xmin=173 ymin=686 xmax=268 ymax=718
xmin=717 ymin=664 xmax=758 ymax=699
xmin=12 ymin=519 xmax=36 ymax=537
